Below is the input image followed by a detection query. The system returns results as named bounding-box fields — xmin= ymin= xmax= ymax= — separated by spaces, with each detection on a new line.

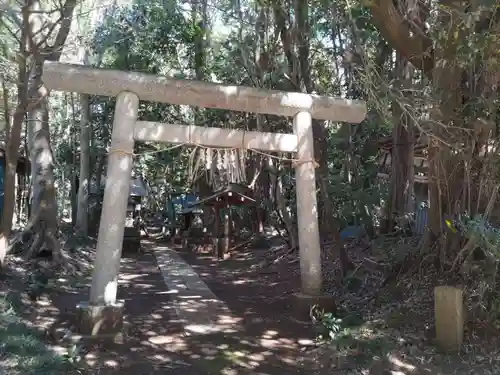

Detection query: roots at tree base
xmin=11 ymin=207 xmax=60 ymax=263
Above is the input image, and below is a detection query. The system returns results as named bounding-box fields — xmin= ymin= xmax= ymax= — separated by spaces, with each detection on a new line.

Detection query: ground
xmin=1 ymin=231 xmax=500 ymax=374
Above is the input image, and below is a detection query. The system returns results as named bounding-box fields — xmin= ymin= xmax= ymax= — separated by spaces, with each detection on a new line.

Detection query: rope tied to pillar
xmin=188 ymin=125 xmax=193 ymax=145
xmin=291 ymin=159 xmax=319 ymax=168
xmin=108 ymin=148 xmax=136 ymax=157
xmin=108 ymin=142 xmax=184 ymax=158
xmin=241 ymin=129 xmax=247 ymax=151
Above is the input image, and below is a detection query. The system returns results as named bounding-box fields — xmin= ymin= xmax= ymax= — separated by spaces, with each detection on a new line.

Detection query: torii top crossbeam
xmin=43 ymin=62 xmax=366 ymax=123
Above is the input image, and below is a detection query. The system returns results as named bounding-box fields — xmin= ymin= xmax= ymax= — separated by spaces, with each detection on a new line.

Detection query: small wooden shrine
xmin=191 ymin=182 xmax=256 ymax=259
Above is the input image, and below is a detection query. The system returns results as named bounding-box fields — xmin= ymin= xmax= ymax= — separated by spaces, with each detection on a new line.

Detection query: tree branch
xmin=45 ymin=0 xmax=77 ymax=61
xmin=0 ymin=4 xmax=22 ymax=28
xmin=368 ymin=0 xmax=434 ymax=73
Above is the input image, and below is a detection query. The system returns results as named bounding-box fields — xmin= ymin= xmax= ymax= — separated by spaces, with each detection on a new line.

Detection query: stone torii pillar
xmin=294 ymin=112 xmax=320 ymax=293
xmin=42 ymin=61 xmax=367 ymax=335
xmin=77 ymin=91 xmax=139 ymax=338
xmin=89 ymin=91 xmax=139 ymax=305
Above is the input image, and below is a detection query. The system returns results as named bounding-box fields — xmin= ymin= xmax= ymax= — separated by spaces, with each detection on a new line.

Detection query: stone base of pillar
xmin=75 ymin=300 xmax=126 ymax=342
xmin=291 ymin=292 xmax=336 ymax=323
xmin=212 ymin=237 xmax=226 ymax=259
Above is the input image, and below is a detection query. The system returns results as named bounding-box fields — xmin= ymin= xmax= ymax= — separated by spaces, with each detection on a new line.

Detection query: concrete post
xmin=435 ymin=286 xmax=464 ymax=351
xmin=89 ymin=91 xmax=139 ymax=305
xmin=293 ymin=111 xmax=322 ymax=296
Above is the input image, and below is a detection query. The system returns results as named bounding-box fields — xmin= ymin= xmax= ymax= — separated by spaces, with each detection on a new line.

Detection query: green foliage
xmin=93 ymin=0 xmax=193 ymax=73
xmin=311 ymin=305 xmax=368 ymax=347
xmin=89 ymin=0 xmax=200 ymax=200
xmin=311 ymin=307 xmax=345 ymax=341
xmin=22 ymin=0 xmax=398 ymax=228
xmin=310 ymin=305 xmax=396 ymax=365
xmin=0 ymin=297 xmax=81 ymax=374
xmin=459 ymin=215 xmax=500 ymax=260
xmin=327 ymin=122 xmax=389 ymax=225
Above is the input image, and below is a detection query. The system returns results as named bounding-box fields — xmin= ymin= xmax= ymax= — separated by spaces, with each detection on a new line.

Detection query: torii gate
xmin=43 ymin=61 xmax=366 ymax=334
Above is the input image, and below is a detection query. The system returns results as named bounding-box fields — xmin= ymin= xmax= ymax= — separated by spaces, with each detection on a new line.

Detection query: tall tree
xmin=369 ymin=0 xmax=500 ymax=260
xmin=75 ymin=0 xmax=103 ymax=236
xmin=0 ymin=0 xmax=77 ymax=264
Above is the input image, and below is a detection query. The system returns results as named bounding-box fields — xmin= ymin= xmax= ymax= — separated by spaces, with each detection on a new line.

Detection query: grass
xmin=0 ymin=296 xmax=83 ymax=375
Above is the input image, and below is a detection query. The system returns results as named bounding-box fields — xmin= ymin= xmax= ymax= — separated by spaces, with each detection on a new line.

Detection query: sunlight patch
xmin=104 ymin=359 xmax=119 ymax=368
xmin=148 ymin=335 xmax=176 ymax=345
xmin=120 ymin=274 xmax=146 ymax=281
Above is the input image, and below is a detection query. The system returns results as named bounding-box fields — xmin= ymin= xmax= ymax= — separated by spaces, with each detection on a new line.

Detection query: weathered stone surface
xmin=212 ymin=237 xmax=226 ymax=259
xmin=76 ymin=300 xmax=125 ymax=340
xmin=434 ymin=286 xmax=464 ymax=352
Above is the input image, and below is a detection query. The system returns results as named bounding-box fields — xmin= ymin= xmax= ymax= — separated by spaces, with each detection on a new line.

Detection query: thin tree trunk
xmin=427 ymin=0 xmax=464 ymax=262
xmin=75 ymin=0 xmax=102 ymax=235
xmin=191 ymin=0 xmax=210 ymax=228
xmin=0 ymin=8 xmax=29 ymax=266
xmin=70 ymin=93 xmax=78 ymax=225
xmin=269 ymin=159 xmax=297 ymax=249
xmin=386 ymin=52 xmax=415 ymax=232
xmin=253 ymin=5 xmax=271 ymax=233
xmin=1 ymin=78 xmax=10 ymax=142
xmin=75 ymin=94 xmax=91 ymax=236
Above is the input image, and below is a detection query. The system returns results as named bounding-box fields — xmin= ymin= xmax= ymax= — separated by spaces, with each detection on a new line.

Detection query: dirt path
xmin=49 ymin=241 xmax=320 ymax=374
xmin=51 ymin=253 xmax=193 ymax=374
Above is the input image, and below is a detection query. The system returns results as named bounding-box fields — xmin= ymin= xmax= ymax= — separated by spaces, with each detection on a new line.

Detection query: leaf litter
xmin=248 ymin=233 xmax=500 ymax=374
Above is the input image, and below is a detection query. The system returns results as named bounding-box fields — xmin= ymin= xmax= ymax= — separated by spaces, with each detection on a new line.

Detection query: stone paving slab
xmin=154 ymin=245 xmax=242 ymax=335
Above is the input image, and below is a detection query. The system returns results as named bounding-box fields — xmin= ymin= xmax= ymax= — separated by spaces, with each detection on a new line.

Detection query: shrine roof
xmin=191 ymin=183 xmax=256 ymax=207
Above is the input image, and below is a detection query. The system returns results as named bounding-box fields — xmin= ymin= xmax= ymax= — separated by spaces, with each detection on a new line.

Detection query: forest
xmin=1 ymin=0 xmax=500 ymax=373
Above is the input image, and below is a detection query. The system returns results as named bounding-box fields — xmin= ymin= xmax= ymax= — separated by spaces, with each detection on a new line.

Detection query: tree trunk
xmin=26 ymin=60 xmax=59 ymax=259
xmin=75 ymin=94 xmax=91 ymax=236
xmin=0 ymin=0 xmax=76 ymax=263
xmin=368 ymin=0 xmax=479 ymax=261
xmin=0 ymin=11 xmax=29 ymax=266
xmin=95 ymin=154 xmax=104 ymax=193
xmin=24 ymin=0 xmax=76 ymax=257
xmin=250 ymin=4 xmax=269 ymax=234
xmin=427 ymin=0 xmax=464 ymax=262
xmin=70 ymin=95 xmax=78 ymax=225
xmin=191 ymin=0 xmax=211 ymax=228
xmin=386 ymin=52 xmax=415 ymax=232
xmin=313 ymin=120 xmax=338 ymax=237
xmin=1 ymin=75 xmax=10 ymax=142
xmin=269 ymin=159 xmax=297 ymax=249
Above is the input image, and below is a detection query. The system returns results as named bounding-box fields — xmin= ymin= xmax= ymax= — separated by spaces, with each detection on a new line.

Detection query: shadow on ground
xmin=35 ymin=237 xmax=468 ymax=375
xmin=4 ymin=233 xmax=485 ymax=374
xmin=47 ymin=244 xmax=320 ymax=375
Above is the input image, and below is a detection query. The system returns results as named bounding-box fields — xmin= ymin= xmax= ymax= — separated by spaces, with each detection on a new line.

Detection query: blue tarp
xmin=340 ymin=225 xmax=366 ymax=241
xmin=171 ymin=194 xmax=199 ymax=212
xmin=414 ymin=204 xmax=428 ymax=235
xmin=166 ymin=193 xmax=201 ymax=222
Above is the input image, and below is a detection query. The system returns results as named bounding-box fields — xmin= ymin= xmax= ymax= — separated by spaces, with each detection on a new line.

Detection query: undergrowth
xmin=0 ymin=296 xmax=83 ymax=375
xmin=310 ymin=305 xmax=394 ymax=355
